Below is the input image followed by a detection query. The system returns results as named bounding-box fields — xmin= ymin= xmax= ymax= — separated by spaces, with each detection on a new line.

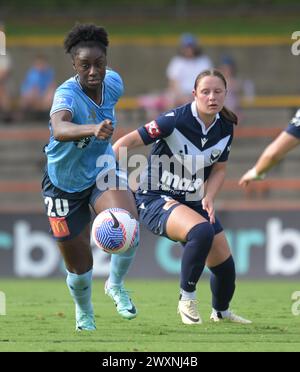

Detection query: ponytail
xmin=220 ymin=106 xmax=238 ymax=126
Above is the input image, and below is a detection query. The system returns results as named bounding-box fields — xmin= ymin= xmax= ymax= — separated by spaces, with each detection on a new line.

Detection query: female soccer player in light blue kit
xmin=113 ymin=69 xmax=251 ymax=325
xmin=42 ymin=24 xmax=139 ymax=330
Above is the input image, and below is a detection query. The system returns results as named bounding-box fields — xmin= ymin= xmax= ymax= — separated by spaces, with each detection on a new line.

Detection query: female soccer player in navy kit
xmin=113 ymin=69 xmax=251 ymax=325
xmin=42 ymin=24 xmax=139 ymax=330
xmin=239 ymin=109 xmax=300 ymax=186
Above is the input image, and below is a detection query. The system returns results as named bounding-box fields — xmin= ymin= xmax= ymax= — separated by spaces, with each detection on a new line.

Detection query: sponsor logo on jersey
xmin=145 ymin=121 xmax=161 ymax=139
xmin=160 ymin=170 xmax=203 ymax=193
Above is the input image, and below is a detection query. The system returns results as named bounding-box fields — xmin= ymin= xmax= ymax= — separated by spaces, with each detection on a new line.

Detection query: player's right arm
xmin=113 ymin=114 xmax=176 ymax=160
xmin=51 ymin=110 xmax=114 ymax=142
xmin=113 ymin=130 xmax=144 ymax=161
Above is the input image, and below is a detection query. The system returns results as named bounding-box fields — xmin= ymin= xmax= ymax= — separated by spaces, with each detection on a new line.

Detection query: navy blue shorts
xmin=135 ymin=192 xmax=223 ymax=239
xmin=41 ymin=171 xmax=128 ymax=241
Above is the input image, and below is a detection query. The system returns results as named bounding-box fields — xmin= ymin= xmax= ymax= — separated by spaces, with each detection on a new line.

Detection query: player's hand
xmin=94 ymin=119 xmax=114 ymax=140
xmin=202 ymin=196 xmax=215 ymax=224
xmin=239 ymin=168 xmax=265 ymax=188
xmin=239 ymin=170 xmax=254 ymax=188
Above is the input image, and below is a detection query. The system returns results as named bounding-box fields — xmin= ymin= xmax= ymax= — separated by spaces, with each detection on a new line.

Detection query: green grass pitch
xmin=0 ymin=279 xmax=299 ymax=352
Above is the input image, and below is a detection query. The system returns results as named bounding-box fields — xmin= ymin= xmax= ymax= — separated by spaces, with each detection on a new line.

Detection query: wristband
xmin=248 ymin=167 xmax=266 ymax=180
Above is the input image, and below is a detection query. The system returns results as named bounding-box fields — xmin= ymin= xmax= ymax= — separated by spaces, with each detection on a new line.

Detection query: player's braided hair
xmin=64 ymin=23 xmax=109 ymax=57
xmin=194 ymin=69 xmax=238 ymax=126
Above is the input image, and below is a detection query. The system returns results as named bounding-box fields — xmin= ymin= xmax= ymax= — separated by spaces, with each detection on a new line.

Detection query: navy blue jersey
xmin=137 ymin=101 xmax=234 ymax=204
xmin=285 ymin=109 xmax=300 ymax=139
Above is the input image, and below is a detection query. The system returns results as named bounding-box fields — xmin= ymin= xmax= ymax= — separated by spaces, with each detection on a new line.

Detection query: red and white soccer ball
xmin=92 ymin=208 xmax=139 ymax=254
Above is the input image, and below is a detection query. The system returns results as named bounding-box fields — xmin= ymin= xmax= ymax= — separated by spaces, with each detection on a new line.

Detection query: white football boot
xmin=210 ymin=309 xmax=252 ymax=324
xmin=177 ymin=299 xmax=202 ymax=324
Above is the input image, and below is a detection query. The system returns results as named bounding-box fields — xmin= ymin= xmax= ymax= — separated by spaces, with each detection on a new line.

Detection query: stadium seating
xmin=1 ymin=104 xmax=300 ymax=212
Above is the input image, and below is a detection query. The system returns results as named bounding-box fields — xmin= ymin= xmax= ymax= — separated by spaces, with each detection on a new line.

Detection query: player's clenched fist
xmin=94 ymin=119 xmax=114 ymax=140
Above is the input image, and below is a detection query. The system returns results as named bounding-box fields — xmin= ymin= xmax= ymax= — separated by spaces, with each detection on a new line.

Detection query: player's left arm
xmin=202 ymin=162 xmax=227 ymax=224
xmin=239 ymin=131 xmax=300 ymax=187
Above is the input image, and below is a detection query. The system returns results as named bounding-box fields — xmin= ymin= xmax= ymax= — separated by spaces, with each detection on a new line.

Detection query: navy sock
xmin=180 ymin=222 xmax=214 ymax=292
xmin=209 ymin=255 xmax=236 ymax=311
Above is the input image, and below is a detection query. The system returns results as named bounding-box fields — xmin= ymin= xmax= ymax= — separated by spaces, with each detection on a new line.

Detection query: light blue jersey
xmin=45 ymin=69 xmax=124 ymax=193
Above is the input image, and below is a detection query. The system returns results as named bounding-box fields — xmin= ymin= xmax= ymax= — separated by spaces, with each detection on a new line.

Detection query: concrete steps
xmin=0 ymin=122 xmax=299 ymax=209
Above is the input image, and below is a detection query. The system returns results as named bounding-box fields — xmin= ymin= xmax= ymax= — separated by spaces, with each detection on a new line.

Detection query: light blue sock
xmin=66 ymin=269 xmax=93 ymax=314
xmin=108 ymin=240 xmax=138 ymax=288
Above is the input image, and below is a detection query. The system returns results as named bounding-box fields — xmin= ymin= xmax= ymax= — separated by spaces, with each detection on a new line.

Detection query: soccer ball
xmin=92 ymin=208 xmax=139 ymax=254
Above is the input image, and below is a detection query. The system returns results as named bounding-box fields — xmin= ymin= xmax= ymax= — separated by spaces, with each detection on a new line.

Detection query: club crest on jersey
xmin=54 ymin=96 xmax=73 ymax=107
xmin=145 ymin=121 xmax=161 ymax=139
xmin=210 ymin=149 xmax=222 ymax=163
xmin=73 ymin=137 xmax=91 ymax=148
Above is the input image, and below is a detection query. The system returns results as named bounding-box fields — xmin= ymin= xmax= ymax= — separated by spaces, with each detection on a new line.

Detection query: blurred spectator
xmin=218 ymin=55 xmax=255 ymax=119
xmin=19 ymin=54 xmax=56 ymax=114
xmin=0 ymin=22 xmax=12 ymax=122
xmin=138 ymin=33 xmax=213 ymax=119
xmin=166 ymin=33 xmax=213 ymax=107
